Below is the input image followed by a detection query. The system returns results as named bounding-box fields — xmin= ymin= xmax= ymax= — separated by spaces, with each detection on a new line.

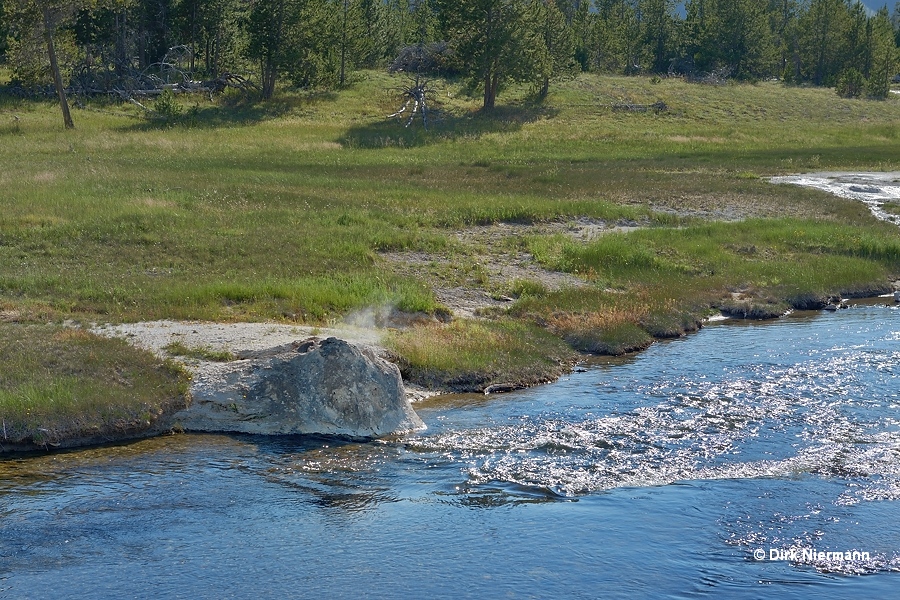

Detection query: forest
xmin=1 ymin=0 xmax=899 ymax=116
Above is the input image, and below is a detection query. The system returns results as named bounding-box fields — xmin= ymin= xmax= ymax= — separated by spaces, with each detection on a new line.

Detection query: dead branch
xmin=126 ymin=97 xmax=154 ymax=113
xmin=388 ymin=77 xmax=433 ymax=129
xmin=611 ymin=101 xmax=668 ymax=113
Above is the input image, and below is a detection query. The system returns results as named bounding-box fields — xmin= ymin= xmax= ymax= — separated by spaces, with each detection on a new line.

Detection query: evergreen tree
xmin=381 ymin=0 xmax=439 ymax=65
xmin=5 ymin=0 xmax=98 ymax=128
xmin=894 ymin=1 xmax=900 ymax=47
xmin=246 ymin=0 xmax=306 ymax=98
xmin=682 ymin=0 xmax=718 ymax=73
xmin=136 ymin=0 xmax=174 ymax=67
xmin=436 ymin=0 xmax=544 ymax=109
xmin=591 ymin=0 xmax=640 ymax=74
xmin=531 ymin=0 xmax=576 ymax=95
xmin=683 ymin=0 xmax=775 ymax=79
xmin=768 ymin=0 xmax=800 ymax=80
xmin=717 ymin=0 xmax=775 ymax=79
xmin=567 ymin=0 xmax=592 ymax=71
xmin=637 ymin=0 xmax=677 ymax=74
xmin=0 ymin=0 xmax=8 ymax=64
xmin=843 ymin=0 xmax=870 ymax=76
xmin=866 ymin=6 xmax=898 ymax=97
xmin=173 ymin=0 xmax=244 ymax=77
xmin=797 ymin=0 xmax=849 ymax=86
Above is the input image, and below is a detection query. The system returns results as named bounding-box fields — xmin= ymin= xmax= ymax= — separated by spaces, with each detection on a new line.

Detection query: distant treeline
xmin=2 ymin=0 xmax=899 ymax=107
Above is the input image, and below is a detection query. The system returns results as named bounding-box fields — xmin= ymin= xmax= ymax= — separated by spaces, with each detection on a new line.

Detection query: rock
xmin=171 ymin=337 xmax=425 ymax=438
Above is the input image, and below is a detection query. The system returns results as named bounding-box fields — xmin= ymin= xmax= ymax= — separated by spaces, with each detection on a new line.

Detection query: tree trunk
xmin=483 ymin=70 xmax=500 ymax=110
xmin=340 ymin=0 xmax=348 ymax=86
xmin=42 ymin=7 xmax=74 ymax=129
xmin=262 ymin=57 xmax=277 ymax=99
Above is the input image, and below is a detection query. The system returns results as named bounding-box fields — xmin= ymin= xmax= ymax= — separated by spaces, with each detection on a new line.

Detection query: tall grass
xmin=387 ymin=319 xmax=577 ymax=392
xmin=0 ymin=325 xmax=189 ymax=447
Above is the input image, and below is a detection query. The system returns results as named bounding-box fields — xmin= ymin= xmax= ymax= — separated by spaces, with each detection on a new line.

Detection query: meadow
xmin=1 ymin=70 xmax=898 ymax=445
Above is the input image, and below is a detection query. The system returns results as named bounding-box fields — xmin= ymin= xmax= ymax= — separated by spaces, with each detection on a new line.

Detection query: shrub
xmin=835 ymin=68 xmax=865 ymax=98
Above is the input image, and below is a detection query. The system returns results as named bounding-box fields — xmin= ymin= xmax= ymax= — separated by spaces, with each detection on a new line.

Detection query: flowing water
xmin=2 ymin=302 xmax=899 ymax=599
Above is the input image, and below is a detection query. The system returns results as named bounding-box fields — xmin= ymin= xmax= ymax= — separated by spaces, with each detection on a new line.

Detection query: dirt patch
xmin=382 ymin=218 xmax=641 ymax=319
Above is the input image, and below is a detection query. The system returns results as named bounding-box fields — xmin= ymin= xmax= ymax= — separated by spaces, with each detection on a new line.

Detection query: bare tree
xmin=388 ymin=42 xmax=448 ymax=128
xmin=10 ymin=0 xmax=83 ymax=128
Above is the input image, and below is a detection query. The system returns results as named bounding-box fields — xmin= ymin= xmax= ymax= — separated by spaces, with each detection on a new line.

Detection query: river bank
xmin=1 ymin=74 xmax=898 ymax=454
xmin=4 ymin=303 xmax=900 ymax=598
xmin=2 ymin=286 xmax=893 ymax=455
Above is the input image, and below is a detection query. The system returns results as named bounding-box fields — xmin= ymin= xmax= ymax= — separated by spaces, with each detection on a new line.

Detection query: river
xmin=2 ymin=302 xmax=898 ymax=599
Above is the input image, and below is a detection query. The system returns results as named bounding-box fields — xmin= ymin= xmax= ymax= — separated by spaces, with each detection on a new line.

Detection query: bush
xmin=865 ymin=73 xmax=891 ymax=100
xmin=835 ymin=68 xmax=865 ymax=98
xmin=152 ymin=89 xmax=184 ymax=121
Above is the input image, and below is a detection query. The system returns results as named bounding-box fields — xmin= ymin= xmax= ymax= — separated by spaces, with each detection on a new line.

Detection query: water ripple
xmin=407 ymin=341 xmax=899 ymax=498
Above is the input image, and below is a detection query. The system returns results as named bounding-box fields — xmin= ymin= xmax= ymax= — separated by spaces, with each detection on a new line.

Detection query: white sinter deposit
xmin=770 ymin=172 xmax=900 ymax=226
xmin=90 ymin=320 xmax=430 ymax=438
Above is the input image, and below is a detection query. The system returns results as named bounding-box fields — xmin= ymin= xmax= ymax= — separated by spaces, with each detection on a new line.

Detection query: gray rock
xmin=171 ymin=337 xmax=425 ymax=438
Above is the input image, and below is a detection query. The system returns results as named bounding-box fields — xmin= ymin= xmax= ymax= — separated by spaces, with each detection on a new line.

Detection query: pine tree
xmin=591 ymin=0 xmax=640 ymax=74
xmin=6 ymin=0 xmax=96 ymax=128
xmin=768 ymin=0 xmax=800 ymax=80
xmin=717 ymin=0 xmax=775 ymax=79
xmin=436 ymin=0 xmax=542 ymax=109
xmin=637 ymin=0 xmax=676 ymax=74
xmin=532 ymin=0 xmax=575 ymax=96
xmin=866 ymin=7 xmax=898 ymax=98
xmin=797 ymin=0 xmax=849 ymax=86
xmin=0 ymin=0 xmax=8 ymax=64
xmin=246 ymin=0 xmax=306 ymax=98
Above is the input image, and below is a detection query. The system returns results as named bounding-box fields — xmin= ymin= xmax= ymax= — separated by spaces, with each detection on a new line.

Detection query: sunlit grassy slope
xmin=1 ymin=71 xmax=897 ymax=322
xmin=0 ymin=71 xmax=898 ymax=399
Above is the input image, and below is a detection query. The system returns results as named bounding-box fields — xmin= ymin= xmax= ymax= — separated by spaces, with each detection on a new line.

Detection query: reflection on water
xmin=2 ymin=304 xmax=899 ymax=598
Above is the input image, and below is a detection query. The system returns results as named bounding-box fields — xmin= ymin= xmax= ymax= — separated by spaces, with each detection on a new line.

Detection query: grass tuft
xmin=387 ymin=319 xmax=577 ymax=392
xmin=164 ymin=341 xmax=236 ymax=362
xmin=0 ymin=324 xmax=189 ymax=448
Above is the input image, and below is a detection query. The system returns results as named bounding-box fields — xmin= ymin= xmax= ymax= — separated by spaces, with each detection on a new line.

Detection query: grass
xmin=0 ymin=80 xmax=890 ymax=323
xmin=0 ymin=71 xmax=898 ymax=441
xmin=0 ymin=324 xmax=189 ymax=448
xmin=164 ymin=341 xmax=236 ymax=362
xmin=513 ymin=219 xmax=899 ymax=352
xmin=387 ymin=319 xmax=577 ymax=392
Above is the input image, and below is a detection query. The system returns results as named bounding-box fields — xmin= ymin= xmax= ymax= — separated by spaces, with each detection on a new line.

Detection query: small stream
xmin=2 ymin=302 xmax=899 ymax=598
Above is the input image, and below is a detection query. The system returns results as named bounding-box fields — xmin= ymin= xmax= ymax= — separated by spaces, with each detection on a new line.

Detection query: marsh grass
xmin=0 ymin=325 xmax=189 ymax=448
xmin=515 ymin=218 xmax=899 ymax=352
xmin=387 ymin=319 xmax=577 ymax=392
xmin=164 ymin=341 xmax=235 ymax=362
xmin=0 ymin=72 xmax=898 ymax=415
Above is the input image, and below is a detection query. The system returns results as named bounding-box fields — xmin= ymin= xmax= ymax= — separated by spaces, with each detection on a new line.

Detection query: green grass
xmin=1 ymin=73 xmax=894 ymax=322
xmin=513 ymin=218 xmax=899 ymax=352
xmin=387 ymin=319 xmax=577 ymax=392
xmin=0 ymin=324 xmax=189 ymax=448
xmin=164 ymin=341 xmax=236 ymax=362
xmin=0 ymin=71 xmax=898 ymax=435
